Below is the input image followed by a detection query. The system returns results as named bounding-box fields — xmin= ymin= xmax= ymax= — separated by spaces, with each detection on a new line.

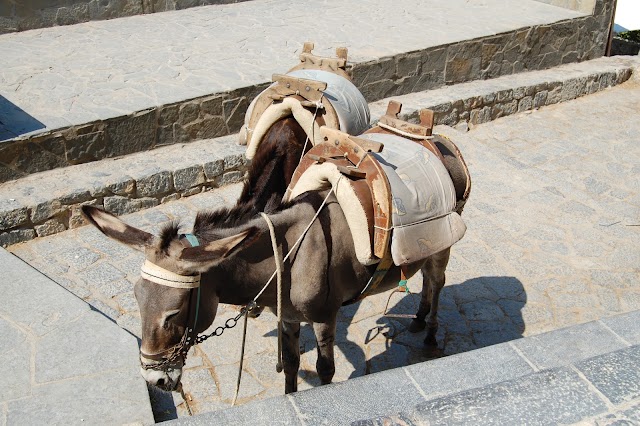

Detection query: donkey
xmin=82 ymin=189 xmax=454 ymax=394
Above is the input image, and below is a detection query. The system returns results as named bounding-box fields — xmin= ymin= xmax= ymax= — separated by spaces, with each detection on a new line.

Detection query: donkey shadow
xmin=297 ymin=276 xmax=526 ymax=387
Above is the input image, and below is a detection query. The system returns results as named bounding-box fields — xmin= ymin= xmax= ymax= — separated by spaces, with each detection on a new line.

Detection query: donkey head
xmin=82 ymin=206 xmax=257 ymax=391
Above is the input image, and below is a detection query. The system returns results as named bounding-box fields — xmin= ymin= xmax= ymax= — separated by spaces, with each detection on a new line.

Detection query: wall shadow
xmin=296 ymin=276 xmax=526 ymax=387
xmin=0 ymin=95 xmax=46 ymax=141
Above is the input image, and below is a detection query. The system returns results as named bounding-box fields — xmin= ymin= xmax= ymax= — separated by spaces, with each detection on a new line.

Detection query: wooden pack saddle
xmin=285 ymin=101 xmax=471 ymax=266
xmin=239 ymin=42 xmax=370 ymax=159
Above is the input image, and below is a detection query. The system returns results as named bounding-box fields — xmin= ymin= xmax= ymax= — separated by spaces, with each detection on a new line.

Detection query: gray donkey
xmin=82 ymin=188 xmax=454 ymax=394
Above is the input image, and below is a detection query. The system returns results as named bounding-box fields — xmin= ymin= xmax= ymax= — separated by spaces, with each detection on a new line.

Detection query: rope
xmin=253 ymin=187 xmax=336 ymax=302
xmin=260 ymin=212 xmax=284 ymax=373
xmin=228 ymin=188 xmax=335 ymax=402
xmin=231 ymin=309 xmax=249 ymax=406
xmin=297 ymin=95 xmax=324 ymax=167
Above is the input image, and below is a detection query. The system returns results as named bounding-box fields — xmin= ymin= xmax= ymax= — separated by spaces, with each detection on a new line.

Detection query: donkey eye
xmin=162 ymin=309 xmax=181 ymax=329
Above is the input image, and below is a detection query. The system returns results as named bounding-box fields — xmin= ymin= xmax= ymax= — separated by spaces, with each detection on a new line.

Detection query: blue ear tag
xmin=398 ymin=279 xmax=409 ymax=293
xmin=184 ymin=234 xmax=200 ymax=247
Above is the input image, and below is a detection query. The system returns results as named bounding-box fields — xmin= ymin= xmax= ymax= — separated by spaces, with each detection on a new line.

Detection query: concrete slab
xmin=0 ymin=248 xmax=154 ymax=425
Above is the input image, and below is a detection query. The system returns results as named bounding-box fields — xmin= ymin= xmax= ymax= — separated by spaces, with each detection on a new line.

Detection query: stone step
xmin=0 ymin=247 xmax=154 ymax=425
xmin=0 ymin=0 xmax=612 ymax=181
xmin=1 ymin=55 xmax=637 ymax=247
xmin=167 ymin=310 xmax=640 ymax=425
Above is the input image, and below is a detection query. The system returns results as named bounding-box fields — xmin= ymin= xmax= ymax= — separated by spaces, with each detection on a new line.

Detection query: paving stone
xmin=576 ymin=345 xmax=640 ymax=406
xmin=512 ymin=321 xmax=628 ymax=370
xmin=180 ymin=368 xmax=220 ymax=402
xmin=34 ymin=310 xmax=135 ymax=383
xmin=6 ymin=366 xmax=153 ymax=425
xmin=0 ymin=248 xmax=89 ymax=337
xmin=214 ymin=365 xmax=265 ymax=403
xmin=289 ymin=367 xmax=424 ymax=425
xmin=78 ymin=261 xmax=126 ymax=286
xmin=0 ymin=320 xmax=30 ymax=402
xmin=600 ymin=311 xmax=640 ymax=346
xmin=56 ymin=246 xmax=101 ymax=270
xmin=407 ymin=367 xmax=607 ymax=425
xmin=406 ymin=342 xmax=533 ymax=400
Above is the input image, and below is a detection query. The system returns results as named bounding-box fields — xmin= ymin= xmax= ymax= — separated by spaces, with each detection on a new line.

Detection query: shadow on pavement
xmin=298 ymin=275 xmax=526 ymax=388
xmin=0 ymin=95 xmax=46 ymax=140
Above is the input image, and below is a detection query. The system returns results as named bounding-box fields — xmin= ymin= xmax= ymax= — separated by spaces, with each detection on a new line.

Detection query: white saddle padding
xmin=246 ymin=97 xmax=324 ymax=159
xmin=245 ymin=69 xmax=370 ymax=160
xmin=359 ymin=133 xmax=467 ymax=265
xmin=286 ymin=162 xmax=377 ymax=266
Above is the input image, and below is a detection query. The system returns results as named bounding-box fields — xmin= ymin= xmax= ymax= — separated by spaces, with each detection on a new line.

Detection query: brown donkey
xmin=82 ymin=189 xmax=454 ymax=394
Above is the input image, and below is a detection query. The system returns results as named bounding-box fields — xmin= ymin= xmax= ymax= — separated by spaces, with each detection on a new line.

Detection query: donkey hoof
xmin=408 ymin=318 xmax=427 ymax=333
xmin=424 ymin=333 xmax=438 ymax=348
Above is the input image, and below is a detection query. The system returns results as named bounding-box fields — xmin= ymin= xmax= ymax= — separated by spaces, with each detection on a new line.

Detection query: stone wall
xmin=0 ymin=0 xmax=250 ymax=34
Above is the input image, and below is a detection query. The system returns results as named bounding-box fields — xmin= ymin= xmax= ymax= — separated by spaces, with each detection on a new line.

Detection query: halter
xmin=139 ymin=234 xmax=202 ymax=368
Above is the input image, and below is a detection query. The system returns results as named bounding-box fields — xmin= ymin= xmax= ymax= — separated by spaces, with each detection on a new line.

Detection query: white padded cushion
xmin=286 ymin=162 xmax=377 ymax=265
xmin=246 ymin=97 xmax=323 ymax=160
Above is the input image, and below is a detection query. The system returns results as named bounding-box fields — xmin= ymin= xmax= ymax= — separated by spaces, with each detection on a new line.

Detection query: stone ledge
xmin=0 ymin=135 xmax=248 ymax=246
xmin=167 ymin=310 xmax=640 ymax=425
xmin=1 ymin=56 xmax=637 ymax=246
xmin=369 ymin=55 xmax=639 ymax=131
xmin=0 ymin=0 xmax=613 ymax=181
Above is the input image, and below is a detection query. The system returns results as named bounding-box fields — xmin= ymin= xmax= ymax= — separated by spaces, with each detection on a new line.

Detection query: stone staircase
xmin=167 ymin=310 xmax=640 ymax=425
xmin=0 ymin=0 xmax=619 ymax=247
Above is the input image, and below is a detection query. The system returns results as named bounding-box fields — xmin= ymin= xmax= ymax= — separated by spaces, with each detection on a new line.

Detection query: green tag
xmin=398 ymin=279 xmax=409 ymax=293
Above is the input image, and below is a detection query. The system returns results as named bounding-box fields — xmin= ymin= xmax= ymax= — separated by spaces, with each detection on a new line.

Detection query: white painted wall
xmin=615 ymin=0 xmax=640 ymax=31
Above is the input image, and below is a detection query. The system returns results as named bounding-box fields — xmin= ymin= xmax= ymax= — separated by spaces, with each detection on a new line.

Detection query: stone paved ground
xmin=0 ymin=0 xmax=581 ymax=137
xmin=7 ymin=77 xmax=640 ymax=420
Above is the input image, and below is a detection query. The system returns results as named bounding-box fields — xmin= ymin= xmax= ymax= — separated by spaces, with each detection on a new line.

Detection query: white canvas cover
xmin=359 ymin=133 xmax=467 ymax=265
xmin=287 ymin=69 xmax=370 ymax=136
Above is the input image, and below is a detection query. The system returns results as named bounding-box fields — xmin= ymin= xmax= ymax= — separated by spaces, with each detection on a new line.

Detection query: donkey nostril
xmin=156 ymin=378 xmax=165 ymax=387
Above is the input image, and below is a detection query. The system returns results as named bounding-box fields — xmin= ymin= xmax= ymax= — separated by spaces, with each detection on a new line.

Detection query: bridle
xmin=138 ymin=236 xmax=202 ymax=371
xmin=138 ymin=234 xmax=258 ymax=372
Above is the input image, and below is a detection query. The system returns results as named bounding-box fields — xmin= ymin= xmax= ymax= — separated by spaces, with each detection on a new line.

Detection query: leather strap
xmin=140 ymin=260 xmax=201 ymax=288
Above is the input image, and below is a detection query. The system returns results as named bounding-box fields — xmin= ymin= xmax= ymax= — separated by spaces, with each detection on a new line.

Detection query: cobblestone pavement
xmin=7 ymin=78 xmax=640 ymax=420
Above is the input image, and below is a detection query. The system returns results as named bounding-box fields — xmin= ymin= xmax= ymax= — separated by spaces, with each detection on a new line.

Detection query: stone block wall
xmin=0 ymin=83 xmax=267 ymax=183
xmin=0 ymin=0 xmax=250 ymax=34
xmin=351 ymin=0 xmax=615 ymax=102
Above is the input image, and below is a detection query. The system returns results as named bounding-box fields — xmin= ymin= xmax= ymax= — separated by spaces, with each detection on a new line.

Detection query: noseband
xmin=139 ymin=235 xmax=202 ymax=371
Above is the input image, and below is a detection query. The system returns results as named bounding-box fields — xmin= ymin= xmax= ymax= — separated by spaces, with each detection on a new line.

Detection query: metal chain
xmin=141 ymin=301 xmax=258 ymax=372
xmin=194 ymin=301 xmax=257 ymax=345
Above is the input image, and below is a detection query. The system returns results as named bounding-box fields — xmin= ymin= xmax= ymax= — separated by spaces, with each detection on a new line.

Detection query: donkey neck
xmin=202 ymin=208 xmax=300 ymax=307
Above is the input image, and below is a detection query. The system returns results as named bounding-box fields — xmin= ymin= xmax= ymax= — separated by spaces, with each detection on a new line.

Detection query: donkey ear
xmin=82 ymin=205 xmax=155 ymax=250
xmin=179 ymin=227 xmax=259 ymax=271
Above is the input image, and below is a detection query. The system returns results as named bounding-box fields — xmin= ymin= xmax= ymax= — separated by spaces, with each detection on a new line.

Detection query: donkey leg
xmin=281 ymin=321 xmax=301 ymax=394
xmin=312 ymin=319 xmax=337 ymax=386
xmin=408 ymin=280 xmax=432 ymax=333
xmin=422 ymin=249 xmax=451 ymax=347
